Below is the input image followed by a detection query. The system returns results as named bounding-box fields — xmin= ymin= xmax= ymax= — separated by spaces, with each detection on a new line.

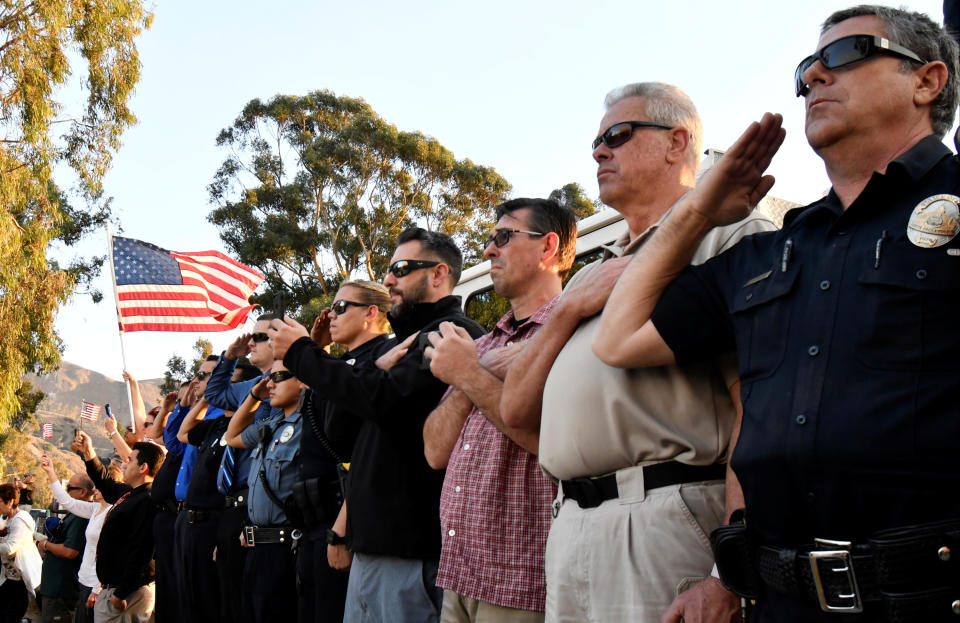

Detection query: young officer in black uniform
xmin=594 ymin=6 xmax=960 ymax=622
xmin=174 ymin=395 xmax=232 ymax=623
xmin=292 ymin=280 xmax=392 ymax=623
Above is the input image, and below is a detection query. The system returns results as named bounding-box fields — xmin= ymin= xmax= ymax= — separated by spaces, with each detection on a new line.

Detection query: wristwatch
xmin=325 ymin=529 xmax=346 ymax=546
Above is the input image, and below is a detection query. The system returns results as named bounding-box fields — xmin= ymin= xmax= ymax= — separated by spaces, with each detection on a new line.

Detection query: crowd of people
xmin=2 ymin=4 xmax=960 ymax=623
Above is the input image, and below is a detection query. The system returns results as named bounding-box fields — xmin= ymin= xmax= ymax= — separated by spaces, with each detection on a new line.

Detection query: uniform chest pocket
xmin=265 ymin=431 xmax=300 ymax=486
xmin=730 ymin=268 xmax=798 ymax=382
xmin=856 ymin=246 xmax=960 ymax=370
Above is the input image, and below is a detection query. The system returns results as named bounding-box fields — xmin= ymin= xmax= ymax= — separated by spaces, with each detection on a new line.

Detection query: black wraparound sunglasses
xmin=251 ymin=332 xmax=270 ymax=343
xmin=795 ymin=34 xmax=926 ymax=96
xmin=387 ymin=259 xmax=440 ymax=278
xmin=592 ymin=121 xmax=673 ymax=150
xmin=195 ymin=371 xmax=210 ymax=381
xmin=268 ymin=370 xmax=295 ymax=383
xmin=331 ymin=299 xmax=369 ymax=315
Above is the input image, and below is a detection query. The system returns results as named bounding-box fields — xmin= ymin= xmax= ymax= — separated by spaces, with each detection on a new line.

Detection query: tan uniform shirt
xmin=539 ymin=211 xmax=775 ymax=481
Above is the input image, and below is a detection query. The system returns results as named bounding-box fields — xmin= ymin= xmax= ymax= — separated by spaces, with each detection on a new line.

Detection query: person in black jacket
xmin=292 ymin=279 xmax=392 ymax=623
xmin=271 ymin=228 xmax=486 ymax=623
xmin=76 ymin=433 xmax=164 ymax=623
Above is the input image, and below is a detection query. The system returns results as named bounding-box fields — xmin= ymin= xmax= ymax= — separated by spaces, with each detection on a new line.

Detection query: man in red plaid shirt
xmin=423 ymin=197 xmax=577 ymax=623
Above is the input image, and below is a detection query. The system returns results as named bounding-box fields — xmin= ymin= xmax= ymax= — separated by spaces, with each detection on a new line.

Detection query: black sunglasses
xmin=331 ymin=299 xmax=369 ymax=315
xmin=387 ymin=259 xmax=440 ymax=278
xmin=66 ymin=485 xmax=86 ymax=492
xmin=268 ymin=370 xmax=295 ymax=383
xmin=592 ymin=121 xmax=673 ymax=150
xmin=795 ymin=34 xmax=926 ymax=96
xmin=251 ymin=332 xmax=270 ymax=343
xmin=195 ymin=371 xmax=210 ymax=381
xmin=485 ymin=229 xmax=546 ymax=249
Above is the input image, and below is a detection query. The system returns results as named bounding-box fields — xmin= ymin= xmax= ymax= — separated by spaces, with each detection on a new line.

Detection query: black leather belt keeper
xmin=244 ymin=524 xmax=301 ymax=547
xmin=186 ymin=508 xmax=222 ymax=523
xmin=710 ymin=516 xmax=960 ymax=620
xmin=225 ymin=488 xmax=249 ymax=509
xmin=560 ymin=461 xmax=726 ymax=509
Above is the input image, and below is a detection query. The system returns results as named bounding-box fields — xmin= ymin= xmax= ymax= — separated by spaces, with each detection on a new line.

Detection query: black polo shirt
xmin=653 ymin=135 xmax=960 ymax=548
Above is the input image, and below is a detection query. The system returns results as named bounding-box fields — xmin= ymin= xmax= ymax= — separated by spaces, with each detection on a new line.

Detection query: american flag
xmin=111 ymin=236 xmax=264 ymax=332
xmin=80 ymin=402 xmax=101 ymax=422
xmin=42 ymin=423 xmax=53 ymax=439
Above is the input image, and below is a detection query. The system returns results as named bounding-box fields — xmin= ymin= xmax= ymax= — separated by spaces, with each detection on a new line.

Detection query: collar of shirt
xmin=491 ymin=295 xmax=558 ymax=337
xmin=785 ymin=134 xmax=955 ymax=228
xmin=386 ymin=295 xmax=465 ymax=338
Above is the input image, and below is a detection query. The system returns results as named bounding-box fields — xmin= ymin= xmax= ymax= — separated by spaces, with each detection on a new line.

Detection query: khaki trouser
xmin=545 ymin=468 xmax=725 ymax=623
xmin=94 ymin=584 xmax=155 ymax=623
xmin=441 ymin=591 xmax=545 ymax=623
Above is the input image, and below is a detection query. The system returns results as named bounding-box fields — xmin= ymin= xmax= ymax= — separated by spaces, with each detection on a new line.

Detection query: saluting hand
xmin=226 ymin=333 xmax=252 ymax=359
xmin=311 ymin=309 xmax=334 ymax=349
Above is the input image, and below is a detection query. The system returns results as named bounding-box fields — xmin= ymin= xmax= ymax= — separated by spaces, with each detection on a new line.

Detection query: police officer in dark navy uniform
xmin=174 ymin=394 xmax=233 ymax=623
xmin=292 ymin=281 xmax=393 ymax=623
xmin=593 ymin=5 xmax=960 ymax=623
xmin=225 ymin=360 xmax=305 ymax=623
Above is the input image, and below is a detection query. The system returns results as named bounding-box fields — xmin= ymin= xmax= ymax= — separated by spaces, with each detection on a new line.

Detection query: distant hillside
xmin=26 ymin=361 xmax=165 ymax=457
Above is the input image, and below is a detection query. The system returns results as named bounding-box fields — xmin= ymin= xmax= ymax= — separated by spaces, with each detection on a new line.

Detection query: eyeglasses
xmin=66 ymin=485 xmax=86 ymax=492
xmin=195 ymin=371 xmax=210 ymax=381
xmin=251 ymin=332 xmax=270 ymax=343
xmin=592 ymin=121 xmax=673 ymax=150
xmin=268 ymin=370 xmax=295 ymax=383
xmin=331 ymin=299 xmax=369 ymax=315
xmin=484 ymin=229 xmax=546 ymax=248
xmin=387 ymin=259 xmax=440 ymax=278
xmin=795 ymin=34 xmax=927 ymax=96
xmin=144 ymin=421 xmax=154 ymax=427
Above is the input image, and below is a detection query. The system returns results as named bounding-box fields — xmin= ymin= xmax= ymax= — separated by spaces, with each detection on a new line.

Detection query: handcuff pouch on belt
xmin=710 ymin=509 xmax=764 ymax=600
xmin=289 ymin=478 xmax=342 ymax=528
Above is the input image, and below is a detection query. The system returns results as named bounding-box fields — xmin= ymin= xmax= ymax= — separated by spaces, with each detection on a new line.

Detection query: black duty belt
xmin=713 ymin=517 xmax=960 ymax=620
xmin=243 ymin=524 xmax=301 ymax=547
xmin=560 ymin=461 xmax=726 ymax=509
xmin=186 ymin=508 xmax=222 ymax=524
xmin=225 ymin=488 xmax=249 ymax=509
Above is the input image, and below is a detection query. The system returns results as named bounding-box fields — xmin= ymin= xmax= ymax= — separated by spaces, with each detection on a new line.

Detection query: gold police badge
xmin=907 ymin=194 xmax=960 ymax=248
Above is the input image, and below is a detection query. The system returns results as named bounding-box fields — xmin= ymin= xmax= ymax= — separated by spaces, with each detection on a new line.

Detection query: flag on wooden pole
xmin=108 ymin=235 xmax=264 ymax=332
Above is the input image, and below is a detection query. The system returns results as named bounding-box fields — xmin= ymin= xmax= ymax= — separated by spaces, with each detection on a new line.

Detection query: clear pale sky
xmin=52 ymin=0 xmax=952 ymax=383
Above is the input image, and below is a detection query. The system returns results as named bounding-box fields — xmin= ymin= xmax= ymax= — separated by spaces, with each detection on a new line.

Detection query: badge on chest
xmin=907 ymin=194 xmax=960 ymax=248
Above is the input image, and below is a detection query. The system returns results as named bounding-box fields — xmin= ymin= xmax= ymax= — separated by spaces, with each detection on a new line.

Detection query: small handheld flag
xmin=42 ymin=423 xmax=53 ymax=439
xmin=80 ymin=402 xmax=101 ymax=422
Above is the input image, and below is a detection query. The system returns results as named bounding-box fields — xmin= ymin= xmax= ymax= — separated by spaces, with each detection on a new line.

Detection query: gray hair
xmin=823 ymin=5 xmax=959 ymax=137
xmin=604 ymin=82 xmax=703 ymax=172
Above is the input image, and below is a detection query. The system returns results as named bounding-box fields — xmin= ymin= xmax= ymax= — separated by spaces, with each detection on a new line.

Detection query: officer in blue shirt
xmin=204 ymin=314 xmax=278 ymax=623
xmin=226 ymin=360 xmax=304 ymax=623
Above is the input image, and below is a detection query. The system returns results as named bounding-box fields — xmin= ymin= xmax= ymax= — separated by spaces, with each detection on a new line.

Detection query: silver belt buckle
xmin=808 ymin=538 xmax=863 ymax=613
xmin=244 ymin=525 xmax=256 ymax=547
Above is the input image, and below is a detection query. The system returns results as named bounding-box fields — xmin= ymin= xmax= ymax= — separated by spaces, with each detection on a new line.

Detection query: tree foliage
xmin=208 ymin=90 xmax=512 ymax=312
xmin=160 ymin=338 xmax=212 ymax=393
xmin=549 ymin=182 xmax=599 ymax=221
xmin=0 ymin=0 xmax=153 ymax=432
